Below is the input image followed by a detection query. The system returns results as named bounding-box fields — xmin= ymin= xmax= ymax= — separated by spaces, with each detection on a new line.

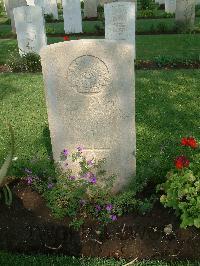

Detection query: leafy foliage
xmin=0 ymin=124 xmax=14 ymax=206
xmin=7 ymin=51 xmax=41 ymax=72
xmin=158 ymin=137 xmax=200 ymax=228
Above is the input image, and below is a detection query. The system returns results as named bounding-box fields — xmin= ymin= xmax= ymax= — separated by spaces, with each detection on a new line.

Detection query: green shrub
xmin=157 ymin=22 xmax=168 ymax=33
xmin=140 ymin=0 xmax=155 ymax=10
xmin=46 ymin=25 xmax=56 ymax=34
xmin=158 ymin=137 xmax=200 ymax=228
xmin=139 ymin=9 xmax=156 ymax=18
xmin=44 ymin=13 xmax=56 ymax=23
xmin=7 ymin=51 xmax=42 ymax=73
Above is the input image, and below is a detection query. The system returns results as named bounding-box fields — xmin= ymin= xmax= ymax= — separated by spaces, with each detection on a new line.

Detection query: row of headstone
xmin=159 ymin=0 xmax=196 ymax=26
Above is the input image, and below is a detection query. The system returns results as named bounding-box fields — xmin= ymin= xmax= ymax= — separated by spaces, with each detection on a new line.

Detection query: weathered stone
xmin=105 ymin=2 xmax=135 ymax=58
xmin=40 ymin=40 xmax=136 ymax=193
xmin=5 ymin=0 xmax=27 ymax=32
xmin=175 ymin=0 xmax=196 ymax=26
xmin=43 ymin=0 xmax=58 ymax=19
xmin=84 ymin=0 xmax=98 ymax=18
xmin=26 ymin=0 xmax=58 ymax=19
xmin=62 ymin=0 xmax=82 ymax=33
xmin=13 ymin=6 xmax=47 ymax=55
xmin=165 ymin=0 xmax=176 ymax=13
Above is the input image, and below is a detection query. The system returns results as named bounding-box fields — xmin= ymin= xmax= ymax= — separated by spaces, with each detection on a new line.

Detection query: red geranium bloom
xmin=181 ymin=137 xmax=198 ymax=149
xmin=175 ymin=155 xmax=190 ymax=169
xmin=187 ymin=137 xmax=198 ymax=149
xmin=63 ymin=35 xmax=70 ymax=41
xmin=181 ymin=137 xmax=189 ymax=146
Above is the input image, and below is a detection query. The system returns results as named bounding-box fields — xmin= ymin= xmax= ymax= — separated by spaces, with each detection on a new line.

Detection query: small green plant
xmin=138 ymin=9 xmax=156 ymax=18
xmin=26 ymin=146 xmax=154 ymax=229
xmin=0 ymin=124 xmax=14 ymax=206
xmin=7 ymin=51 xmax=41 ymax=72
xmin=158 ymin=137 xmax=200 ymax=228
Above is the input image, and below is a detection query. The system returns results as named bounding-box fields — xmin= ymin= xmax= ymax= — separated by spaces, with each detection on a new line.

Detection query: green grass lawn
xmin=0 ymin=34 xmax=200 ymax=65
xmin=1 ymin=17 xmax=200 ymax=37
xmin=0 ymin=251 xmax=200 ymax=266
xmin=0 ymin=70 xmax=199 ymax=188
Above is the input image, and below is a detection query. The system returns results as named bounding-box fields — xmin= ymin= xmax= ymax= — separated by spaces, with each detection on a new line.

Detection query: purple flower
xmin=77 ymin=146 xmax=83 ymax=152
xmin=110 ymin=215 xmax=117 ymax=221
xmin=26 ymin=176 xmax=33 ymax=185
xmin=63 ymin=149 xmax=69 ymax=157
xmin=95 ymin=205 xmax=101 ymax=211
xmin=87 ymin=159 xmax=94 ymax=166
xmin=47 ymin=183 xmax=54 ymax=189
xmin=89 ymin=177 xmax=97 ymax=184
xmin=24 ymin=168 xmax=32 ymax=174
xmin=80 ymin=199 xmax=86 ymax=206
xmin=69 ymin=175 xmax=76 ymax=180
xmin=106 ymin=204 xmax=113 ymax=212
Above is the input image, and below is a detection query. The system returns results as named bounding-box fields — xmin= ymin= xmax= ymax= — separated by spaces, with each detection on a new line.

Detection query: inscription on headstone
xmin=105 ymin=2 xmax=136 ymax=58
xmin=13 ymin=6 xmax=47 ymax=55
xmin=40 ymin=40 xmax=136 ymax=192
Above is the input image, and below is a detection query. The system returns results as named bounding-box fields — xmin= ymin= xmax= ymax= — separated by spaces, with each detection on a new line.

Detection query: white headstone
xmin=175 ymin=0 xmax=195 ymax=26
xmin=6 ymin=0 xmax=27 ymax=32
xmin=26 ymin=0 xmax=35 ymax=5
xmin=43 ymin=0 xmax=58 ymax=19
xmin=105 ymin=2 xmax=135 ymax=58
xmin=40 ymin=40 xmax=136 ymax=193
xmin=165 ymin=0 xmax=176 ymax=13
xmin=13 ymin=6 xmax=47 ymax=55
xmin=62 ymin=0 xmax=82 ymax=33
xmin=84 ymin=0 xmax=98 ymax=18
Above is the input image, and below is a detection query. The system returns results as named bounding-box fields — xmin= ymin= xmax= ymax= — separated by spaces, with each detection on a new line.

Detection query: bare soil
xmin=0 ymin=181 xmax=200 ymax=260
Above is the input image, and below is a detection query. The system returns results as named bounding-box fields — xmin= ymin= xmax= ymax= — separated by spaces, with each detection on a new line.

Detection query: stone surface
xmin=175 ymin=0 xmax=196 ymax=25
xmin=62 ymin=0 xmax=82 ymax=33
xmin=26 ymin=0 xmax=35 ymax=5
xmin=40 ymin=40 xmax=136 ymax=193
xmin=105 ymin=2 xmax=135 ymax=58
xmin=165 ymin=0 xmax=176 ymax=13
xmin=43 ymin=0 xmax=58 ymax=19
xmin=84 ymin=0 xmax=98 ymax=18
xmin=5 ymin=0 xmax=27 ymax=32
xmin=13 ymin=6 xmax=47 ymax=55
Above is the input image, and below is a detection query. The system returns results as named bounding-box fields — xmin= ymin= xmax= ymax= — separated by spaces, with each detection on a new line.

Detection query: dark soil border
xmin=0 ymin=181 xmax=200 ymax=260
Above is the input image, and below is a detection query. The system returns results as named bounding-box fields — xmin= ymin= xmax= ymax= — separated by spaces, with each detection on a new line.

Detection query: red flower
xmin=63 ymin=35 xmax=70 ymax=41
xmin=181 ymin=137 xmax=189 ymax=146
xmin=187 ymin=137 xmax=198 ymax=149
xmin=181 ymin=137 xmax=198 ymax=149
xmin=175 ymin=156 xmax=190 ymax=169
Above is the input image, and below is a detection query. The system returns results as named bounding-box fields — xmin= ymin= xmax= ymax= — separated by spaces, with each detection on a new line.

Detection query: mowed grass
xmin=0 ymin=251 xmax=200 ymax=266
xmin=0 ymin=34 xmax=200 ymax=65
xmin=0 ymin=70 xmax=199 ymax=186
xmin=1 ymin=17 xmax=200 ymax=37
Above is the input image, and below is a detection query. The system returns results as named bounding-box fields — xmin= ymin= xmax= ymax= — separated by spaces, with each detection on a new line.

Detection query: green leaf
xmin=0 ymin=124 xmax=14 ymax=187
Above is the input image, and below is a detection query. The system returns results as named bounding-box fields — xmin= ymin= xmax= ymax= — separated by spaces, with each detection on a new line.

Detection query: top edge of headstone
xmin=40 ymin=39 xmax=134 ymax=56
xmin=13 ymin=5 xmax=42 ymax=11
xmin=105 ymin=2 xmax=135 ymax=7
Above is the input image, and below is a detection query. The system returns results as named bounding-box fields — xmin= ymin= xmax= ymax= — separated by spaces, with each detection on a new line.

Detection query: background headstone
xmin=84 ymin=0 xmax=98 ymax=18
xmin=165 ymin=0 xmax=176 ymax=13
xmin=40 ymin=39 xmax=136 ymax=193
xmin=175 ymin=0 xmax=196 ymax=26
xmin=43 ymin=0 xmax=58 ymax=19
xmin=13 ymin=5 xmax=47 ymax=54
xmin=105 ymin=2 xmax=136 ymax=58
xmin=62 ymin=0 xmax=82 ymax=33
xmin=6 ymin=0 xmax=27 ymax=33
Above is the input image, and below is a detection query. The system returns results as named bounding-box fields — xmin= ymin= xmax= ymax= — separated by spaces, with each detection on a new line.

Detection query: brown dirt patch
xmin=1 ymin=181 xmax=200 ymax=260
